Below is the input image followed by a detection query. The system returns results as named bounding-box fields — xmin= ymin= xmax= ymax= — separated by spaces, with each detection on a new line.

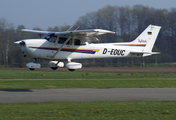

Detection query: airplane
xmin=14 ymin=24 xmax=161 ymax=71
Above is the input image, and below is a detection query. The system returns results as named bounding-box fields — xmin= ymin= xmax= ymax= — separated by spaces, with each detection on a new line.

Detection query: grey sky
xmin=0 ymin=0 xmax=175 ymax=30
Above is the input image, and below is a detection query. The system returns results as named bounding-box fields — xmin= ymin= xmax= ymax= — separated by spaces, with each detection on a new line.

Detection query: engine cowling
xmin=66 ymin=62 xmax=82 ymax=70
xmin=48 ymin=61 xmax=64 ymax=68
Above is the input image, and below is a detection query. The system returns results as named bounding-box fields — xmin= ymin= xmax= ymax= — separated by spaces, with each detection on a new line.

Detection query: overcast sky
xmin=0 ymin=0 xmax=175 ymax=30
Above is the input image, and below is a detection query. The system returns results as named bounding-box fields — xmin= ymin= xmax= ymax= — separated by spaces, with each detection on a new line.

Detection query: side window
xmin=58 ymin=37 xmax=67 ymax=44
xmin=58 ymin=37 xmax=72 ymax=45
xmin=74 ymin=39 xmax=86 ymax=46
xmin=66 ymin=39 xmax=72 ymax=45
xmin=74 ymin=39 xmax=81 ymax=45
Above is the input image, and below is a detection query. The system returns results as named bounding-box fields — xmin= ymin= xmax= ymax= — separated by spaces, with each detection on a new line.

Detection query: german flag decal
xmin=148 ymin=32 xmax=152 ymax=35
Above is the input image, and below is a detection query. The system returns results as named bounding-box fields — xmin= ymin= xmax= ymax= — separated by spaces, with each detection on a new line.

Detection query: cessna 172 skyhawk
xmin=14 ymin=24 xmax=161 ymax=71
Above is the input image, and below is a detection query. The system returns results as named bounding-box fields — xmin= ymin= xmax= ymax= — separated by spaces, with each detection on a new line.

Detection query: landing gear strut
xmin=48 ymin=61 xmax=64 ymax=70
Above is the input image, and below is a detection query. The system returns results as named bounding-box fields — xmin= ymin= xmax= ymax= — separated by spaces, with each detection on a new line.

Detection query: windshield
xmin=42 ymin=33 xmax=57 ymax=42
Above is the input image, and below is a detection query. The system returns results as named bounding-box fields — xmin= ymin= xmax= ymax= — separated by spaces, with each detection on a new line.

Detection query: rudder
xmin=131 ymin=24 xmax=161 ymax=53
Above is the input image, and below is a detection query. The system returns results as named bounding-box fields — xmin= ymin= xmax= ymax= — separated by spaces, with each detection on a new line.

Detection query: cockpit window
xmin=57 ymin=37 xmax=85 ymax=46
xmin=58 ymin=37 xmax=67 ymax=44
xmin=49 ymin=36 xmax=57 ymax=42
xmin=42 ymin=33 xmax=57 ymax=43
xmin=58 ymin=37 xmax=72 ymax=45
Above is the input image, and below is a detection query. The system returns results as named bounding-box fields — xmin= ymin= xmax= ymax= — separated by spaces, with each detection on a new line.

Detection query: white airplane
xmin=14 ymin=24 xmax=161 ymax=71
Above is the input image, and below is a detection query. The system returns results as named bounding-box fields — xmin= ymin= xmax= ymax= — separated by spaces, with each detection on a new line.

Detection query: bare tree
xmin=0 ymin=18 xmax=15 ymax=67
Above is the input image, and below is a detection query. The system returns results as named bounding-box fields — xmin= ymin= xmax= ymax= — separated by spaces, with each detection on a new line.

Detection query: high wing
xmin=21 ymin=29 xmax=115 ymax=42
xmin=21 ymin=29 xmax=50 ymax=34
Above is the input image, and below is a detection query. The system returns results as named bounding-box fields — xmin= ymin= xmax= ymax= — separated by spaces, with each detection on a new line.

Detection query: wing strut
xmin=51 ymin=35 xmax=72 ymax=58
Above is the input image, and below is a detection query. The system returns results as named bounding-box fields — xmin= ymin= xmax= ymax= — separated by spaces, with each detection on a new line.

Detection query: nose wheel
xmin=29 ymin=68 xmax=35 ymax=71
xmin=68 ymin=69 xmax=75 ymax=72
xmin=51 ymin=67 xmax=58 ymax=70
xmin=26 ymin=59 xmax=41 ymax=71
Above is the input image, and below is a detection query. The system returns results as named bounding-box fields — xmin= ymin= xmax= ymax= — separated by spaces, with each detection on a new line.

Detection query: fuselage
xmin=14 ymin=24 xmax=161 ymax=71
xmin=18 ymin=38 xmax=144 ymax=61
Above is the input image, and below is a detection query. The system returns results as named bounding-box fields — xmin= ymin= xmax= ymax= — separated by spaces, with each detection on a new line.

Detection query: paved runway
xmin=0 ymin=88 xmax=176 ymax=103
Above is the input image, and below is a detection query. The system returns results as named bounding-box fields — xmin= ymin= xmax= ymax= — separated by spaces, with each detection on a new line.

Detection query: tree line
xmin=0 ymin=5 xmax=176 ymax=68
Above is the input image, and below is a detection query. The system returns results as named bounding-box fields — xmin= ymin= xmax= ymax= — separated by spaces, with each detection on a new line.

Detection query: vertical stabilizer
xmin=131 ymin=24 xmax=161 ymax=55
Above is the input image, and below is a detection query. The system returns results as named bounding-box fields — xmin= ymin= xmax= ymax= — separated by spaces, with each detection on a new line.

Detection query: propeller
xmin=14 ymin=41 xmax=25 ymax=46
xmin=19 ymin=41 xmax=25 ymax=46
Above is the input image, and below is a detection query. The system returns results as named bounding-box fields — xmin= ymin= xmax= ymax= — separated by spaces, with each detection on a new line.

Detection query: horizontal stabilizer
xmin=150 ymin=52 xmax=160 ymax=54
xmin=131 ymin=51 xmax=160 ymax=57
xmin=131 ymin=51 xmax=160 ymax=55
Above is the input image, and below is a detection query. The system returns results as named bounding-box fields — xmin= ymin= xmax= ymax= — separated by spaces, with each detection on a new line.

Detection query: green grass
xmin=0 ymin=101 xmax=176 ymax=120
xmin=0 ymin=80 xmax=176 ymax=89
xmin=0 ymin=70 xmax=176 ymax=120
xmin=0 ymin=70 xmax=176 ymax=89
xmin=0 ymin=70 xmax=175 ymax=79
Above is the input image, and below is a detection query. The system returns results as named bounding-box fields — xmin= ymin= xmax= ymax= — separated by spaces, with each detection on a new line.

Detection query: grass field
xmin=0 ymin=79 xmax=176 ymax=89
xmin=0 ymin=102 xmax=176 ymax=120
xmin=0 ymin=70 xmax=175 ymax=79
xmin=0 ymin=70 xmax=176 ymax=89
xmin=0 ymin=69 xmax=176 ymax=120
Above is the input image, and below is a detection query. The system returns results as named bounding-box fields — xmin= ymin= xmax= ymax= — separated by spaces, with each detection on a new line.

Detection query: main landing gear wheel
xmin=68 ymin=69 xmax=75 ymax=72
xmin=29 ymin=68 xmax=35 ymax=71
xmin=51 ymin=67 xmax=58 ymax=70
